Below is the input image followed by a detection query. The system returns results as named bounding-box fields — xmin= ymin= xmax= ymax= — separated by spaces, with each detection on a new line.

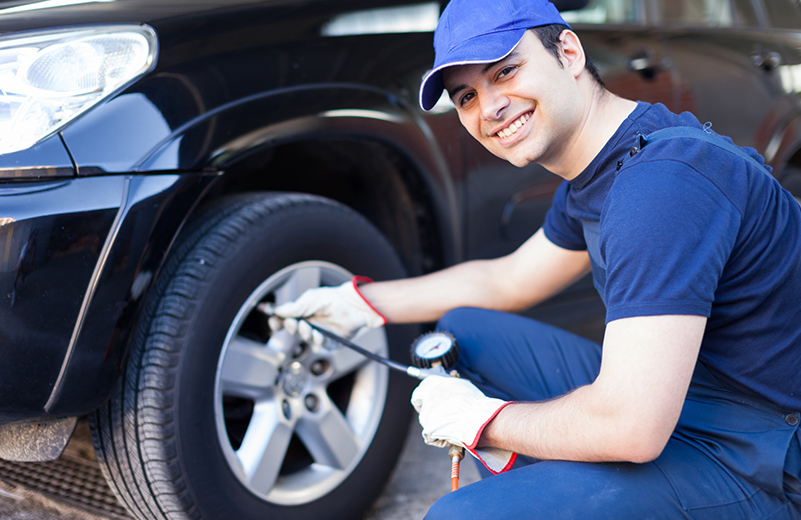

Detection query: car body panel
xmin=0 ymin=177 xmax=121 ymax=421
xmin=0 ymin=172 xmax=217 ymax=421
xmin=44 ymin=172 xmax=217 ymax=416
xmin=0 ymin=135 xmax=76 ymax=179
xmin=663 ymin=29 xmax=793 ymax=159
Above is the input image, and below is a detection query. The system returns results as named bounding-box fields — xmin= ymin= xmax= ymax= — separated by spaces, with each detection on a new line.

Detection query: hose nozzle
xmin=448 ymin=444 xmax=465 ymax=492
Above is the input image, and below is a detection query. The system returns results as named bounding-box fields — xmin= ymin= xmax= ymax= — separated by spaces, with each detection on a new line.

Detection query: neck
xmin=547 ymin=88 xmax=637 ymax=181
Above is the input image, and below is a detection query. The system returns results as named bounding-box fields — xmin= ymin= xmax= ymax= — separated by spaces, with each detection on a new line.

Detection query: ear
xmin=558 ymin=29 xmax=587 ymax=79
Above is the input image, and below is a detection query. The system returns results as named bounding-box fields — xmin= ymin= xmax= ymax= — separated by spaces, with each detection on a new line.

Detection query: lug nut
xmin=281 ymin=399 xmax=291 ymax=420
xmin=310 ymin=360 xmax=329 ymax=376
xmin=304 ymin=394 xmax=319 ymax=412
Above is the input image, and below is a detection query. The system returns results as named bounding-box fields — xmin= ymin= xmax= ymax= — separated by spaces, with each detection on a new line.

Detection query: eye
xmin=457 ymin=91 xmax=476 ymax=108
xmin=497 ymin=65 xmax=517 ymax=80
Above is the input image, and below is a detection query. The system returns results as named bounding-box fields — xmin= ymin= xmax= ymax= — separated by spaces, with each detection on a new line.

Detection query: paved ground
xmin=0 ymin=480 xmax=110 ymax=520
xmin=0 ymin=418 xmax=479 ymax=520
xmin=365 ymin=420 xmax=481 ymax=519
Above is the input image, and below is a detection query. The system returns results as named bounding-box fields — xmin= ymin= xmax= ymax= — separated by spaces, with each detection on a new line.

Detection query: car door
xmin=753 ymin=0 xmax=801 ymax=196
xmin=649 ymin=0 xmax=792 ymax=158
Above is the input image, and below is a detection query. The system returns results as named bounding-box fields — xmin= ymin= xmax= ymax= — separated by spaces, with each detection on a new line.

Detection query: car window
xmin=657 ymin=0 xmax=732 ymax=26
xmin=561 ymin=0 xmax=643 ymax=24
xmin=763 ymin=0 xmax=801 ymax=29
xmin=655 ymin=0 xmax=759 ymax=27
xmin=321 ymin=1 xmax=440 ymax=36
xmin=729 ymin=0 xmax=761 ymax=27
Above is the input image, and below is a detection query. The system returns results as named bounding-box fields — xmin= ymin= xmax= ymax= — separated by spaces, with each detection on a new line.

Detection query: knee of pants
xmin=436 ymin=307 xmax=481 ymax=335
xmin=435 ymin=307 xmax=501 ymax=378
xmin=423 ymin=491 xmax=460 ymax=520
xmin=435 ymin=307 xmax=602 ymax=401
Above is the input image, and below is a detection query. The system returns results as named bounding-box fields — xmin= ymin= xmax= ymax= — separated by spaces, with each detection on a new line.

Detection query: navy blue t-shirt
xmin=543 ymin=102 xmax=801 ymax=411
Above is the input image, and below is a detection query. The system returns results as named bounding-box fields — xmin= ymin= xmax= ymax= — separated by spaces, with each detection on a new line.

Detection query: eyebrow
xmin=446 ymin=51 xmax=520 ymax=101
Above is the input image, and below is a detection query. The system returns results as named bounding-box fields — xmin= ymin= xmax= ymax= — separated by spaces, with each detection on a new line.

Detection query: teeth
xmin=497 ymin=113 xmax=531 ymax=139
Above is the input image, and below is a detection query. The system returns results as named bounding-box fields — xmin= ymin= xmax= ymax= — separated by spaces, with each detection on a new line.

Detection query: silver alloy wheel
xmin=213 ymin=261 xmax=389 ymax=505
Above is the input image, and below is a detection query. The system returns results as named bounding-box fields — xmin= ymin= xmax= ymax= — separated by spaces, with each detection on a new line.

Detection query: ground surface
xmin=0 ymin=418 xmax=480 ymax=520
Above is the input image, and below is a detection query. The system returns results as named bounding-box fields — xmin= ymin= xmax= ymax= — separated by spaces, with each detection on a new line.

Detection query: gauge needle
xmin=424 ymin=342 xmax=443 ymax=355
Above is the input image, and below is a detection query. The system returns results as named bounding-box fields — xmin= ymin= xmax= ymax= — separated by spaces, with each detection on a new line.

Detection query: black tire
xmin=90 ymin=193 xmax=416 ymax=520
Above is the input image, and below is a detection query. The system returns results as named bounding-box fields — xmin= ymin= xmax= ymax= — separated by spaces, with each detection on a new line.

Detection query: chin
xmin=489 ymin=148 xmax=529 ymax=168
xmin=506 ymin=155 xmax=534 ymax=168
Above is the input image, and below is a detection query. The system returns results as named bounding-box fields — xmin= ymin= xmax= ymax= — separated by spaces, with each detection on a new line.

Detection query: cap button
xmin=786 ymin=413 xmax=799 ymax=427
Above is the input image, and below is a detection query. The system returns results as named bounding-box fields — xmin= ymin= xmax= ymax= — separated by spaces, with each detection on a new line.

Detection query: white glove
xmin=411 ymin=374 xmax=517 ymax=474
xmin=270 ymin=276 xmax=385 ymax=345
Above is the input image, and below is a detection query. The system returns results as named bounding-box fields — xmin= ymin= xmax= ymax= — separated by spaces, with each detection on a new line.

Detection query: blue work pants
xmin=425 ymin=307 xmax=801 ymax=519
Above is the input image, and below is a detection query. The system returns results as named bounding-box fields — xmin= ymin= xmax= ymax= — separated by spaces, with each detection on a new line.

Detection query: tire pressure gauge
xmin=410 ymin=331 xmax=459 ymax=370
xmin=410 ymin=331 xmax=465 ymax=492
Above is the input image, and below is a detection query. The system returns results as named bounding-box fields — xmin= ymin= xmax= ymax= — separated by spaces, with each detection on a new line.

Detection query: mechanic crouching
xmin=269 ymin=0 xmax=801 ymax=517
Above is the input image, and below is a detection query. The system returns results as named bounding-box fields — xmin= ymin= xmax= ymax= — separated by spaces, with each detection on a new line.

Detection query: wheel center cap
xmin=282 ymin=361 xmax=307 ymax=397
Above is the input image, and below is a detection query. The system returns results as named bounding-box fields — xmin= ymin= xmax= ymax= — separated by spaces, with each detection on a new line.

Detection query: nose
xmin=479 ymin=88 xmax=509 ymax=121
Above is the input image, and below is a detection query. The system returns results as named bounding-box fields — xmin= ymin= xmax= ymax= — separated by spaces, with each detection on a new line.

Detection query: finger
xmin=273 ymin=300 xmax=306 ymax=318
xmin=297 ymin=320 xmax=313 ymax=342
xmin=311 ymin=329 xmax=325 ymax=347
xmin=268 ymin=316 xmax=284 ymax=333
xmin=410 ymin=385 xmax=427 ymax=413
xmin=421 ymin=435 xmax=449 ymax=449
xmin=284 ymin=317 xmax=299 ymax=335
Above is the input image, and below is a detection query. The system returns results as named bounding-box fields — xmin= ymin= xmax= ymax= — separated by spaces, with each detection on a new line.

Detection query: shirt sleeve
xmin=600 ymin=158 xmax=741 ymax=323
xmin=543 ymin=180 xmax=587 ymax=251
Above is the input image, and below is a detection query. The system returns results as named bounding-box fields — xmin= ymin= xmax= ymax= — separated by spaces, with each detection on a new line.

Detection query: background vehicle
xmin=0 ymin=0 xmax=800 ymax=519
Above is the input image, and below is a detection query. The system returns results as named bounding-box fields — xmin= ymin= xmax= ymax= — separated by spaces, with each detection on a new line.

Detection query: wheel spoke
xmin=327 ymin=344 xmax=369 ymax=379
xmin=237 ymin=402 xmax=295 ymax=494
xmin=221 ymin=336 xmax=284 ymax=399
xmin=273 ymin=265 xmax=322 ymax=304
xmin=297 ymin=395 xmax=360 ymax=470
xmin=328 ymin=328 xmax=386 ymax=381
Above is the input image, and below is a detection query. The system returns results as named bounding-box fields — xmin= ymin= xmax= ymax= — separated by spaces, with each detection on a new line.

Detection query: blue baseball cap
xmin=419 ymin=0 xmax=569 ymax=111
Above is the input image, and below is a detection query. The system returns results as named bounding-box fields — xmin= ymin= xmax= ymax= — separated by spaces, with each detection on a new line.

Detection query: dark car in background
xmin=1 ymin=0 xmax=800 ymax=518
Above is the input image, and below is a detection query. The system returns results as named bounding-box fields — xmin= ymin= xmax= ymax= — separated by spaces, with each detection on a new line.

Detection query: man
xmin=271 ymin=0 xmax=801 ymax=517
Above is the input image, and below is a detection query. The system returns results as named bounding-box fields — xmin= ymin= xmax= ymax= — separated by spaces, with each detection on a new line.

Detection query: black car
xmin=1 ymin=0 xmax=800 ymax=519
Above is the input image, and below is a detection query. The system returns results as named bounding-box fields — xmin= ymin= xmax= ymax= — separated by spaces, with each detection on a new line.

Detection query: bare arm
xmin=479 ymin=314 xmax=706 ymax=463
xmin=361 ymin=228 xmax=591 ymax=324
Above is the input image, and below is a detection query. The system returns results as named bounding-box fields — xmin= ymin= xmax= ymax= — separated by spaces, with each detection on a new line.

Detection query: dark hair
xmin=530 ymin=24 xmax=606 ymax=88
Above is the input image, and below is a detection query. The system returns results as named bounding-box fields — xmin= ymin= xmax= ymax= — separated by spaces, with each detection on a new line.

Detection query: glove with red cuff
xmin=411 ymin=374 xmax=517 ymax=474
xmin=269 ymin=276 xmax=385 ymax=345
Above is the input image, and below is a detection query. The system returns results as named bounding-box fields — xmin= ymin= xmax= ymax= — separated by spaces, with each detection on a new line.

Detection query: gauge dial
xmin=410 ymin=331 xmax=459 ymax=369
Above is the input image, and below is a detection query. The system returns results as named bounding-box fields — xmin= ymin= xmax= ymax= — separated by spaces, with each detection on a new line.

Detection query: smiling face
xmin=443 ymin=29 xmax=588 ymax=175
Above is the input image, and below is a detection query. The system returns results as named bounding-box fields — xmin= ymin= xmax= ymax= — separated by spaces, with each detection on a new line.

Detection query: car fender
xmin=62 ymin=83 xmax=461 ymax=259
xmin=155 ymin=85 xmax=460 ymax=256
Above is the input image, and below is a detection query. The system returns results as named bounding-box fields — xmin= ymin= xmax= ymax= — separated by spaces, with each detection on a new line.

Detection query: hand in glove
xmin=269 ymin=276 xmax=385 ymax=345
xmin=411 ymin=374 xmax=517 ymax=474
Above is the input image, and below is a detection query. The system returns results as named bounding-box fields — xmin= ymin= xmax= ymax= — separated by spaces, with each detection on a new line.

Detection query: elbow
xmin=614 ymin=423 xmax=671 ymax=464
xmin=625 ymin=441 xmax=666 ymax=464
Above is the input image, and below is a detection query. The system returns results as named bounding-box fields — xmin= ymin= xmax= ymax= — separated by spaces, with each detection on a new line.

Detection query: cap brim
xmin=419 ymin=29 xmax=526 ymax=111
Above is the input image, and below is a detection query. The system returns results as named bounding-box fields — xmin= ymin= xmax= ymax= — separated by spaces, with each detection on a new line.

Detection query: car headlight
xmin=0 ymin=25 xmax=158 ymax=156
